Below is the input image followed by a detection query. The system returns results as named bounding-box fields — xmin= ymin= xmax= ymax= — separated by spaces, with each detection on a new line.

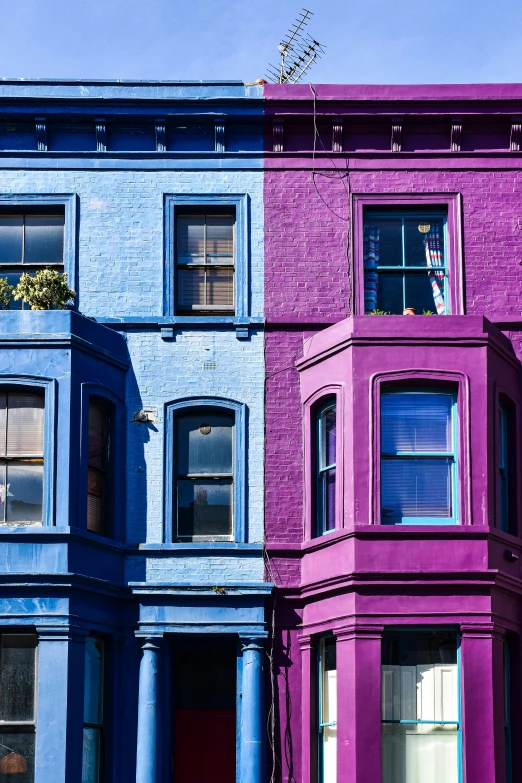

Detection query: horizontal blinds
xmin=177 ymin=267 xmax=234 ymax=309
xmin=177 ymin=215 xmax=234 ymax=263
xmin=381 ymin=392 xmax=452 ymax=453
xmin=381 ymin=664 xmax=458 ymax=722
xmin=381 ymin=458 xmax=453 ymax=518
xmin=4 ymin=394 xmax=44 ymax=457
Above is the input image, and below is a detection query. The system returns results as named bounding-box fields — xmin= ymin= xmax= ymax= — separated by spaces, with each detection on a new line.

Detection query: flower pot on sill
xmin=403 ymin=307 xmax=416 ymax=315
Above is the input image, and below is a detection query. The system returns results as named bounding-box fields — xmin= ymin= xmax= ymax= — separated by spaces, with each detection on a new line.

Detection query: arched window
xmin=87 ymin=398 xmax=112 ymax=535
xmin=0 ymin=391 xmax=44 ymax=524
xmin=175 ymin=407 xmax=235 ymax=541
xmin=316 ymin=401 xmax=337 ymax=536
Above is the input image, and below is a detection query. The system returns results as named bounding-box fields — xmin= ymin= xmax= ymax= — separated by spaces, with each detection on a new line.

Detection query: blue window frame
xmin=164 ymin=397 xmax=246 ymax=543
xmin=316 ymin=402 xmax=336 ymax=536
xmin=82 ymin=637 xmax=104 ymax=783
xmin=0 ymin=194 xmax=77 ymax=310
xmin=364 ymin=208 xmax=448 ymax=315
xmin=318 ymin=636 xmax=337 ymax=783
xmin=380 ymin=389 xmax=458 ymax=525
xmin=381 ymin=629 xmax=461 ymax=783
xmin=164 ymin=194 xmax=249 ymax=320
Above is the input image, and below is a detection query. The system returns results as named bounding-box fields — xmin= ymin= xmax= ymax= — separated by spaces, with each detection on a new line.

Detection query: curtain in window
xmin=363 ymin=225 xmax=379 ymax=313
xmin=424 ymin=226 xmax=445 ymax=315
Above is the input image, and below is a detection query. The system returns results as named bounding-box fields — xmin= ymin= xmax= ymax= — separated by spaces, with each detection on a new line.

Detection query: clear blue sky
xmin=1 ymin=0 xmax=521 ymax=84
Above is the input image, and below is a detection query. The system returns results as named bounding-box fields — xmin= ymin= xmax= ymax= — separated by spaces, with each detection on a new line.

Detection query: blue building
xmin=0 ymin=79 xmax=269 ymax=783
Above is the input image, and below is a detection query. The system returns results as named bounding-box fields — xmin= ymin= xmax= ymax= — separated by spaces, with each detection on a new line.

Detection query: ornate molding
xmin=510 ymin=117 xmax=521 ymax=152
xmin=95 ymin=117 xmax=107 ymax=152
xmin=35 ymin=116 xmax=47 ymax=151
xmin=214 ymin=118 xmax=226 ymax=153
xmin=451 ymin=117 xmax=462 ymax=152
xmin=391 ymin=117 xmax=402 ymax=152
xmin=155 ymin=117 xmax=166 ymax=152
xmin=332 ymin=117 xmax=343 ymax=153
xmin=273 ymin=118 xmax=284 ymax=153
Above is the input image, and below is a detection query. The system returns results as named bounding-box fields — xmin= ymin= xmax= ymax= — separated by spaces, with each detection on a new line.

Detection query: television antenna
xmin=266 ymin=9 xmax=325 ymax=85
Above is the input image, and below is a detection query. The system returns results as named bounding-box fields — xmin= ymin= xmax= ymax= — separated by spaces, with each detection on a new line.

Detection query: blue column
xmin=136 ymin=636 xmax=162 ymax=783
xmin=35 ymin=625 xmax=87 ymax=783
xmin=240 ymin=637 xmax=265 ymax=783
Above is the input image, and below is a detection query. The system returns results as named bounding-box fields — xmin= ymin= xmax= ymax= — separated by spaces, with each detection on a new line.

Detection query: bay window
xmin=380 ymin=389 xmax=457 ymax=524
xmin=381 ymin=630 xmax=460 ymax=783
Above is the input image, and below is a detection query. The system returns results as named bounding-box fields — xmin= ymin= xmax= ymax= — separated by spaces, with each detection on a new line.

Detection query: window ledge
xmin=138 ymin=542 xmax=263 ymax=552
xmin=97 ymin=315 xmax=264 ymax=327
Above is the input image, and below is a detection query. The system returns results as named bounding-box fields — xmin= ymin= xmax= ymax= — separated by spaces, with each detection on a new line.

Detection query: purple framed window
xmin=317 ymin=402 xmax=336 ymax=535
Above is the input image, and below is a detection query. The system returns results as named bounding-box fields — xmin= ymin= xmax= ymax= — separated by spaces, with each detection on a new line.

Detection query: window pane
xmin=6 ymin=464 xmax=43 ymax=523
xmin=404 ymin=218 xmax=444 ymax=267
xmin=376 ymin=273 xmax=403 ymax=314
xmin=82 ymin=728 xmax=101 ymax=783
xmin=6 ymin=395 xmax=44 ymax=457
xmin=177 ymin=412 xmax=233 ymax=475
xmin=0 ymin=732 xmax=35 ymax=783
xmin=2 ymin=274 xmax=23 ymax=310
xmin=320 ymin=638 xmax=337 ymax=783
xmin=320 ymin=468 xmax=336 ymax=533
xmin=367 ymin=218 xmax=402 ymax=267
xmin=88 ymin=401 xmax=109 ymax=471
xmin=87 ymin=469 xmax=104 ymax=533
xmin=23 ymin=216 xmax=64 ymax=264
xmin=381 ymin=458 xmax=453 ymax=519
xmin=177 ymin=479 xmax=232 ymax=537
xmin=206 ymin=216 xmax=234 ymax=260
xmin=0 ymin=217 xmax=23 ymax=264
xmin=382 ymin=725 xmax=458 ymax=783
xmin=381 ymin=393 xmax=452 ymax=454
xmin=320 ymin=406 xmax=336 ymax=469
xmin=177 ymin=216 xmax=205 ymax=261
xmin=177 ymin=268 xmax=205 ymax=308
xmin=0 ymin=635 xmax=36 ymax=722
xmin=84 ymin=638 xmax=103 ymax=726
xmin=206 ymin=267 xmax=234 ymax=308
xmin=404 ymin=273 xmax=439 ymax=315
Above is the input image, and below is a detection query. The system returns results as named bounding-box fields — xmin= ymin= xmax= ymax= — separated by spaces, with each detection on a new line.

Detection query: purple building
xmin=263 ymin=84 xmax=522 ymax=783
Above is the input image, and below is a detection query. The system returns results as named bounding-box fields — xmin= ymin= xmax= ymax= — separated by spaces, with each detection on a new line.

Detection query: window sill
xmin=97 ymin=315 xmax=264 ymax=327
xmin=138 ymin=542 xmax=263 ymax=552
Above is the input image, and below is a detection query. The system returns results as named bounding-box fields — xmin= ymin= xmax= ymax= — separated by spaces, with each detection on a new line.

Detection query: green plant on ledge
xmin=0 ymin=278 xmax=14 ymax=309
xmin=368 ymin=308 xmax=390 ymax=315
xmin=423 ymin=309 xmax=435 ymax=315
xmin=13 ymin=270 xmax=76 ymax=310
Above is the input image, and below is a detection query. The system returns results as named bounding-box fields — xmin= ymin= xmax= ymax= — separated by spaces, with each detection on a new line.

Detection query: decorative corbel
xmin=214 ymin=118 xmax=226 ymax=153
xmin=273 ymin=118 xmax=284 ymax=153
xmin=95 ymin=117 xmax=107 ymax=152
xmin=35 ymin=116 xmax=47 ymax=152
xmin=391 ymin=117 xmax=403 ymax=152
xmin=451 ymin=117 xmax=462 ymax=152
xmin=510 ymin=117 xmax=521 ymax=152
xmin=155 ymin=118 xmax=166 ymax=152
xmin=332 ymin=117 xmax=343 ymax=153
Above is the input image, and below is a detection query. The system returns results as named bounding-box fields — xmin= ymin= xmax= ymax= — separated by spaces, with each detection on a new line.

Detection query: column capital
xmin=335 ymin=624 xmax=384 ymax=642
xmin=460 ymin=622 xmax=505 ymax=641
xmin=239 ymin=636 xmax=266 ymax=653
xmin=136 ymin=634 xmax=164 ymax=651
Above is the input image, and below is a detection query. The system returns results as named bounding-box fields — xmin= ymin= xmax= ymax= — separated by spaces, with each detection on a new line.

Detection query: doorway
xmin=172 ymin=635 xmax=237 ymax=783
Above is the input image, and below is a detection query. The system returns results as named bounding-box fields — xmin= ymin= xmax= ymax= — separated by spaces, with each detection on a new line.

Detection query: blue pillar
xmin=240 ymin=637 xmax=265 ymax=783
xmin=35 ymin=625 xmax=87 ymax=783
xmin=136 ymin=636 xmax=162 ymax=783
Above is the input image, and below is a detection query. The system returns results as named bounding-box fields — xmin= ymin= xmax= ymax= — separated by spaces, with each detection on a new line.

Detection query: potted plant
xmin=13 ymin=270 xmax=76 ymax=310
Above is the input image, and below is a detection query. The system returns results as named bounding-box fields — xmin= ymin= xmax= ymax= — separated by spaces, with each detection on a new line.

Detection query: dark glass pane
xmin=404 ymin=217 xmax=444 ymax=267
xmin=382 ymin=630 xmax=457 ymax=666
xmin=0 ymin=218 xmax=23 ymax=264
xmin=6 ymin=395 xmax=44 ymax=457
xmin=177 ymin=216 xmax=205 ymax=262
xmin=2 ymin=274 xmax=23 ymax=310
xmin=6 ymin=464 xmax=43 ymax=523
xmin=320 ymin=406 xmax=336 ymax=468
xmin=206 ymin=216 xmax=234 ymax=261
xmin=0 ymin=635 xmax=36 ymax=722
xmin=177 ymin=479 xmax=232 ymax=538
xmin=377 ymin=272 xmax=403 ymax=314
xmin=82 ymin=727 xmax=101 ymax=783
xmin=87 ymin=468 xmax=104 ymax=534
xmin=381 ymin=457 xmax=453 ymax=519
xmin=366 ymin=218 xmax=402 ymax=267
xmin=0 ymin=732 xmax=35 ymax=783
xmin=23 ymin=216 xmax=64 ymax=264
xmin=84 ymin=638 xmax=103 ymax=725
xmin=177 ymin=412 xmax=233 ymax=475
xmin=404 ymin=272 xmax=440 ymax=314
xmin=206 ymin=267 xmax=234 ymax=309
xmin=177 ymin=268 xmax=205 ymax=309
xmin=88 ymin=401 xmax=109 ymax=471
xmin=320 ymin=468 xmax=336 ymax=532
xmin=323 ymin=637 xmax=336 ymax=671
xmin=381 ymin=393 xmax=452 ymax=453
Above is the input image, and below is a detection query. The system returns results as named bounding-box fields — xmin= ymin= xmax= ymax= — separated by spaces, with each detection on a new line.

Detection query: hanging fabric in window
xmin=363 ymin=225 xmax=379 ymax=313
xmin=424 ymin=226 xmax=445 ymax=315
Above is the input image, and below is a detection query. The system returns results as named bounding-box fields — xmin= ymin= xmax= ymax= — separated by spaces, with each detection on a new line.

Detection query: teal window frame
xmin=381 ymin=627 xmax=463 ymax=783
xmin=504 ymin=638 xmax=512 ymax=783
xmin=380 ymin=388 xmax=459 ymax=525
xmin=316 ymin=401 xmax=337 ymax=537
xmin=364 ymin=208 xmax=449 ymax=314
xmin=317 ymin=635 xmax=337 ymax=783
xmin=499 ymin=402 xmax=509 ymax=533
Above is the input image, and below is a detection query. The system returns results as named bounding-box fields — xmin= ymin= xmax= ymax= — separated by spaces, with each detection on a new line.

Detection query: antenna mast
xmin=266 ymin=8 xmax=325 ymax=85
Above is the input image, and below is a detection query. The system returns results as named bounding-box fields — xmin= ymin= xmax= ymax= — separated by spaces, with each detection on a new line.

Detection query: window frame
xmin=0 ymin=194 xmax=78 ymax=308
xmin=497 ymin=396 xmax=518 ymax=536
xmin=352 ymin=193 xmax=463 ymax=316
xmin=82 ymin=636 xmax=105 ymax=783
xmin=381 ymin=627 xmax=462 ymax=783
xmin=317 ymin=635 xmax=337 ymax=783
xmin=379 ymin=387 xmax=459 ymax=525
xmin=0 ymin=377 xmax=56 ymax=528
xmin=316 ymin=401 xmax=337 ymax=537
xmin=164 ymin=194 xmax=249 ymax=320
xmin=164 ymin=397 xmax=246 ymax=544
